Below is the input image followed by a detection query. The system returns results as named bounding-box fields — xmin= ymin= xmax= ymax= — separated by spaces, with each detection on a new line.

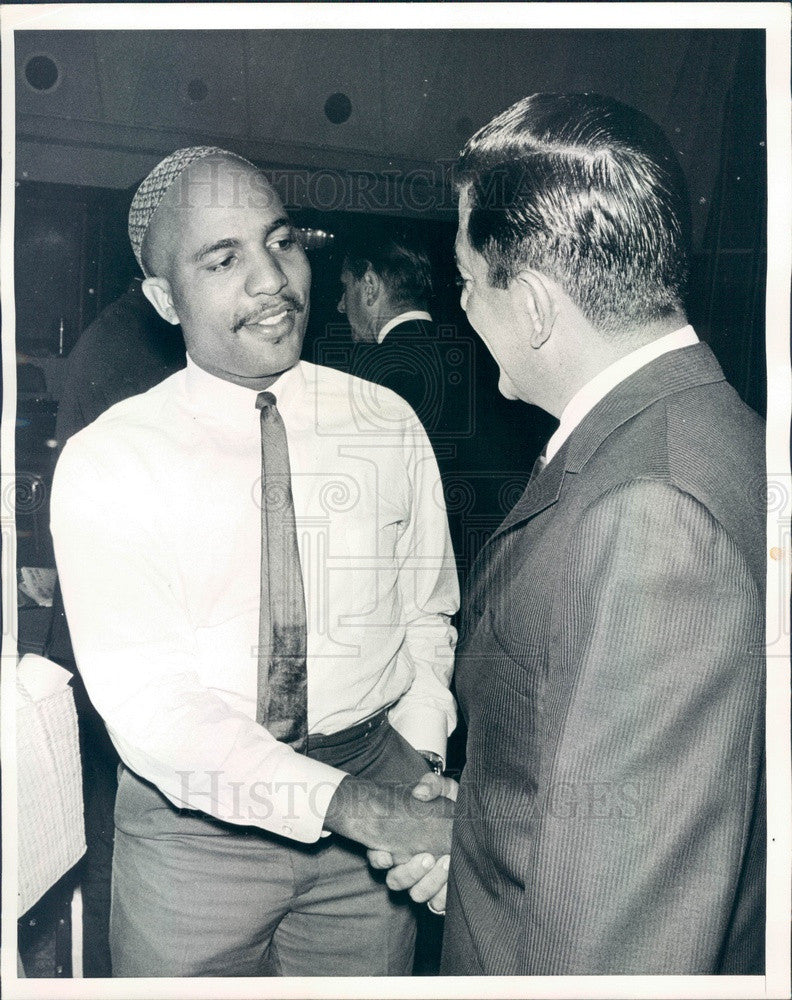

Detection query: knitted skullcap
xmin=128 ymin=146 xmax=256 ymax=275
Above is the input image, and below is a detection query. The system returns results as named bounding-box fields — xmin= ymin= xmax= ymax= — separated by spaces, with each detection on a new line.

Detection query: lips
xmin=236 ymin=301 xmax=302 ymax=337
xmin=234 ymin=302 xmax=301 ymax=340
xmin=254 ymin=309 xmax=289 ymax=328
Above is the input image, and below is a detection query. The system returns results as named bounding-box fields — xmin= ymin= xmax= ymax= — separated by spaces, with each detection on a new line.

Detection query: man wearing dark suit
xmin=336 ymin=232 xmax=445 ymax=440
xmin=379 ymin=93 xmax=765 ymax=975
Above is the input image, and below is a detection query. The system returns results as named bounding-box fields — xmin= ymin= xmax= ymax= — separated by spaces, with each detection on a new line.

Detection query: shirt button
xmin=282 ymin=824 xmax=293 ymax=835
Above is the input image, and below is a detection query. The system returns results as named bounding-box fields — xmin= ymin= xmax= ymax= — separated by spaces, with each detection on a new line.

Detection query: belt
xmin=306 ymin=706 xmax=390 ymax=751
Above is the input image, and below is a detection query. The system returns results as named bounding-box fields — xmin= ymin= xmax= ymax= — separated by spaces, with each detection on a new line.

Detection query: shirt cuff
xmin=264 ymin=751 xmax=348 ymax=844
xmin=387 ymin=702 xmax=450 ymax=764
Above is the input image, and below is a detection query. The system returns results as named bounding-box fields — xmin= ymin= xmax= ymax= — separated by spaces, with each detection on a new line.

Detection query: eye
xmin=267 ymin=228 xmax=297 ymax=252
xmin=455 ymin=273 xmax=470 ymax=289
xmin=209 ymin=254 xmax=236 ymax=272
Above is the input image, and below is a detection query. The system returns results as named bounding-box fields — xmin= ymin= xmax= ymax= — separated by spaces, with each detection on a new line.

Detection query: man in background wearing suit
xmin=337 ymin=230 xmax=433 ymax=348
xmin=336 ymin=231 xmax=453 ymax=453
xmin=382 ymin=92 xmax=765 ymax=976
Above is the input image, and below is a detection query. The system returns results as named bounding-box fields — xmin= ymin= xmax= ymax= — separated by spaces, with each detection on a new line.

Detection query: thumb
xmin=411 ymin=771 xmax=446 ymax=801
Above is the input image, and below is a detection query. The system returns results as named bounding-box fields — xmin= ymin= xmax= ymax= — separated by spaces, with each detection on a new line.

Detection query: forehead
xmin=158 ymin=158 xmax=286 ymax=245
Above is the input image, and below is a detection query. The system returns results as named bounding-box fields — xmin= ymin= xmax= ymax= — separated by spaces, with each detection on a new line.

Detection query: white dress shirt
xmin=544 ymin=325 xmax=700 ymax=465
xmin=377 ymin=310 xmax=433 ymax=344
xmin=51 ymin=358 xmax=458 ymax=843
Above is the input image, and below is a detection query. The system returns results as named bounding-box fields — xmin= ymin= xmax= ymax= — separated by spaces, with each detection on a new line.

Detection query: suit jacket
xmin=441 ymin=342 xmax=766 ymax=975
xmin=349 ymin=319 xmax=451 ymax=442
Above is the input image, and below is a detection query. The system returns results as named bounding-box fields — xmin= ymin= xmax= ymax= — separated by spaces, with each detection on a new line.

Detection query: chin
xmin=498 ymin=373 xmax=521 ymax=401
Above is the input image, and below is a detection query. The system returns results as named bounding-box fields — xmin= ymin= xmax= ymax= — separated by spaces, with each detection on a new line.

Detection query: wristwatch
xmin=419 ymin=751 xmax=444 ymax=775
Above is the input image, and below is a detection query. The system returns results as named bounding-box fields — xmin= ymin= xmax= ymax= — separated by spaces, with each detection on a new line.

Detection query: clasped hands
xmin=324 ymin=768 xmax=458 ymax=915
xmin=367 ymin=772 xmax=459 ymax=916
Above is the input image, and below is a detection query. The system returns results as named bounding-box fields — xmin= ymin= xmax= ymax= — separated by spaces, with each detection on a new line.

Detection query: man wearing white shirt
xmin=51 ymin=147 xmax=457 ymax=977
xmin=384 ymin=93 xmax=765 ymax=975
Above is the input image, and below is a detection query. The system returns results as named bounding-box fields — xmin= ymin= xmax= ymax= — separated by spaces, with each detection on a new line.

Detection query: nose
xmin=337 ymin=290 xmax=346 ymax=315
xmin=459 ymin=286 xmax=469 ymax=312
xmin=245 ymin=247 xmax=287 ymax=298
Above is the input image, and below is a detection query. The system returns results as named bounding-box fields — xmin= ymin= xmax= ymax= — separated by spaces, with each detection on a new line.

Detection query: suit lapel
xmin=489 ymin=442 xmax=569 ymax=543
xmin=564 ymin=342 xmax=725 ymax=473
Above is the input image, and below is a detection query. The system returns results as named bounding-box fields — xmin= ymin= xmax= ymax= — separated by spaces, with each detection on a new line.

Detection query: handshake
xmin=324 ymin=771 xmax=459 ymax=916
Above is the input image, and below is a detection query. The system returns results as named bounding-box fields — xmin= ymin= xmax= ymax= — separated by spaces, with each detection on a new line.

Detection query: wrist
xmin=419 ymin=751 xmax=444 ymax=775
xmin=324 ymin=775 xmax=390 ymax=849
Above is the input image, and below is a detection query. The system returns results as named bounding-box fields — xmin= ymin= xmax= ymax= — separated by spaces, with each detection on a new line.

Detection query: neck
xmin=196 ymin=360 xmax=295 ymax=391
xmin=376 ymin=304 xmax=427 ymax=338
xmin=544 ymin=310 xmax=689 ymax=418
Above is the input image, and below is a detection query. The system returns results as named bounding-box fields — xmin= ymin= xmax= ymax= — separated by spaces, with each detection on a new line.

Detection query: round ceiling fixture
xmin=24 ymin=54 xmax=60 ymax=92
xmin=324 ymin=92 xmax=352 ymax=125
xmin=187 ymin=78 xmax=208 ymax=103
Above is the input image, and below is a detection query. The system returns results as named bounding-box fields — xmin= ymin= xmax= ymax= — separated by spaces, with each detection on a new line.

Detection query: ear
xmin=362 ymin=267 xmax=381 ymax=306
xmin=142 ymin=276 xmax=180 ymax=326
xmin=513 ymin=270 xmax=558 ymax=349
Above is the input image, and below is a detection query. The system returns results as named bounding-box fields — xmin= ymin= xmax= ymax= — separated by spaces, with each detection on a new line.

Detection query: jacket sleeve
xmin=524 ymin=479 xmax=764 ymax=974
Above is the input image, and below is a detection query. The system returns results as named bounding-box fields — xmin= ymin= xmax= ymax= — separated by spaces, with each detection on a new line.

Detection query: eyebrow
xmin=191 ymin=217 xmax=294 ymax=263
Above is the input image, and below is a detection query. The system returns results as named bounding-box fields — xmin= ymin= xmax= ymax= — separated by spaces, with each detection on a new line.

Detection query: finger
xmin=412 ymin=773 xmax=460 ymax=803
xmin=367 ymin=849 xmax=394 ymax=870
xmin=426 ymin=883 xmax=447 ymax=915
xmin=411 ymin=771 xmax=447 ymax=801
xmin=443 ymin=776 xmax=460 ymax=803
xmin=385 ymin=853 xmax=435 ymax=891
xmin=408 ymin=855 xmax=450 ymax=904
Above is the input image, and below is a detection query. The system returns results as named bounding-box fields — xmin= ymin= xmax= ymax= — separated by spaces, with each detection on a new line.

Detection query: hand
xmin=324 ymin=774 xmax=454 ymax=862
xmin=383 ymin=852 xmax=450 ymax=915
xmin=367 ymin=772 xmax=459 ymax=912
xmin=368 ymin=772 xmax=459 ymax=868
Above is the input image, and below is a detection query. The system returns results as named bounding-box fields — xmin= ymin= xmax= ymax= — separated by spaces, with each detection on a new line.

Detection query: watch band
xmin=420 ymin=751 xmax=444 ymax=775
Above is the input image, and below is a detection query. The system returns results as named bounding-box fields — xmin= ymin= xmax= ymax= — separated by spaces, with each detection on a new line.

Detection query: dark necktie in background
xmin=255 ymin=391 xmax=308 ymax=752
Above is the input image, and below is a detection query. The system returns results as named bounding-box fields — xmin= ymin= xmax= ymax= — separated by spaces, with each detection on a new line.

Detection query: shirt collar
xmin=377 ymin=310 xmax=433 ymax=344
xmin=543 ymin=325 xmax=699 ymax=465
xmin=183 ymin=355 xmax=308 ymax=427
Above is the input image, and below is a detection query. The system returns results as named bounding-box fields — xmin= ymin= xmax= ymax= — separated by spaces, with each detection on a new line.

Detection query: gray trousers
xmin=110 ymin=717 xmax=429 ymax=977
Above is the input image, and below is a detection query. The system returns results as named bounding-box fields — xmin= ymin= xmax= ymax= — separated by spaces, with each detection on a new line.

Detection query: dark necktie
xmin=255 ymin=390 xmax=308 ymax=752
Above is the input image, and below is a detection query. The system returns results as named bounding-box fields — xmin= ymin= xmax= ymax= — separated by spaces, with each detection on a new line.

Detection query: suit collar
xmin=564 ymin=341 xmax=725 ymax=472
xmin=488 ymin=343 xmax=726 ymax=544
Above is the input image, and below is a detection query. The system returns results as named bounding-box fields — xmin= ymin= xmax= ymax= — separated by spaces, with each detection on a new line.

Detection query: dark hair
xmin=456 ymin=93 xmax=691 ymax=335
xmin=343 ymin=230 xmax=432 ymax=309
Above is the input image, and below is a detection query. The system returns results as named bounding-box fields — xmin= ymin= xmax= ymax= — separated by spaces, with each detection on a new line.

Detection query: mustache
xmin=233 ymin=295 xmax=305 ymax=332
